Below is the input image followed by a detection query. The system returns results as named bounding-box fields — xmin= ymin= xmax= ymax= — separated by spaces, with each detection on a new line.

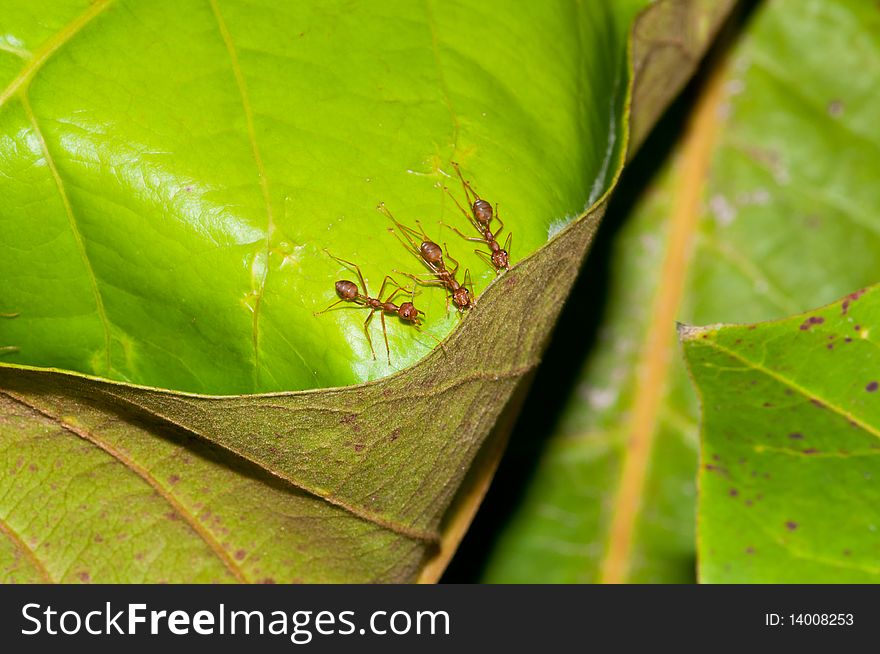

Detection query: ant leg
xmin=443 ymin=244 xmax=460 ymax=276
xmin=463 ymin=268 xmax=476 ymax=308
xmin=387 ymin=226 xmax=423 ymax=265
xmin=326 ymin=251 xmax=369 ymax=297
xmin=504 ymin=232 xmax=512 ymax=257
xmin=380 ymin=204 xmax=425 ymax=259
xmin=474 ymin=249 xmax=495 ymax=270
xmin=441 ymin=220 xmax=484 ymax=242
xmin=376 ymin=275 xmax=400 ymax=303
xmin=380 ymin=311 xmax=391 ymax=365
xmin=414 ymin=325 xmax=448 ymax=356
xmin=493 ymin=206 xmax=504 ymax=238
xmin=384 ymin=285 xmax=408 ymax=305
xmin=363 ymin=310 xmax=377 ymax=360
xmin=442 ymin=185 xmax=481 ymax=232
xmin=413 ymin=220 xmax=436 ymax=246
xmin=451 ymin=161 xmax=479 ymax=207
xmin=393 ymin=270 xmax=446 ymax=287
xmin=314 ymin=298 xmax=347 ymax=316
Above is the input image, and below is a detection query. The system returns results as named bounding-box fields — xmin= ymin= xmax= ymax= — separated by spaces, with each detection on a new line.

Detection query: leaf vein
xmin=0 ymin=513 xmax=53 ymax=582
xmin=21 ymin=95 xmax=113 ymax=376
xmin=1 ymin=390 xmax=250 ymax=583
xmin=209 ymin=0 xmax=276 ymax=391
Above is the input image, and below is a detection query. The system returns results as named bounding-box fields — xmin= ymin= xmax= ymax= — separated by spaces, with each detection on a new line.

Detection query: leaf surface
xmin=683 ymin=286 xmax=880 ymax=583
xmin=1 ymin=0 xmax=643 ymax=393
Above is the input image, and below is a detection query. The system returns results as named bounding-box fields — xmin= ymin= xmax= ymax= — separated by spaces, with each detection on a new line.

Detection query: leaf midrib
xmin=0 ymin=512 xmax=53 ymax=582
xmin=596 ymin=54 xmax=728 ymax=584
xmin=0 ymin=0 xmax=114 ymax=108
xmin=693 ymin=337 xmax=880 ymax=443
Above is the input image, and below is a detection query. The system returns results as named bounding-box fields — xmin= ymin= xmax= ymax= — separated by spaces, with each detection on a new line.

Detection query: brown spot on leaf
xmin=802 ymin=448 xmax=819 ymax=455
xmin=799 ymin=316 xmax=824 ymax=331
xmin=788 ymin=432 xmax=804 ymax=440
xmin=77 ymin=571 xmax=90 ymax=583
xmin=827 ymin=99 xmax=844 ymax=117
xmin=745 ymin=547 xmax=755 ymax=555
xmin=235 ymin=550 xmax=246 ymax=561
xmin=810 ymin=399 xmax=825 ymax=409
xmin=353 ymin=443 xmax=365 ymax=452
xmin=168 ymin=474 xmax=180 ymax=484
xmin=389 ymin=427 xmax=401 ymax=442
xmin=729 ymin=488 xmax=739 ymax=497
xmin=785 ymin=520 xmax=798 ymax=531
xmin=867 ymin=381 xmax=878 ymax=392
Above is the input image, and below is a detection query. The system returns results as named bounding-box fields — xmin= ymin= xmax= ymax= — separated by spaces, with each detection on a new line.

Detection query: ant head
xmin=492 ymin=249 xmax=510 ymax=270
xmin=335 ymin=280 xmax=359 ymax=300
xmin=473 ymin=199 xmax=493 ymax=225
xmin=398 ymin=302 xmax=419 ymax=322
xmin=420 ymin=240 xmax=443 ymax=264
xmin=452 ymin=287 xmax=471 ymax=310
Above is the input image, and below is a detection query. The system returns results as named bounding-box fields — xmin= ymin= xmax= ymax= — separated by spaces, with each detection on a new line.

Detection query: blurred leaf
xmin=481 ymin=0 xmax=880 ymax=583
xmin=0 ymin=0 xmax=718 ymax=583
xmin=682 ymin=286 xmax=880 ymax=583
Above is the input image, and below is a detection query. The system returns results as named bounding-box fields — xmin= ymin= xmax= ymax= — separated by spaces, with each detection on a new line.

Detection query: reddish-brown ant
xmin=315 ymin=253 xmax=425 ymax=364
xmin=379 ymin=203 xmax=474 ymax=312
xmin=1 ymin=312 xmax=18 ymax=354
xmin=443 ymin=161 xmax=511 ymax=273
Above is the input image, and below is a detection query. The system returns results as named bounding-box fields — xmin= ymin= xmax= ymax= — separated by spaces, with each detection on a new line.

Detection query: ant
xmin=379 ymin=203 xmax=474 ymax=313
xmin=443 ymin=161 xmax=511 ymax=273
xmin=1 ymin=312 xmax=18 ymax=354
xmin=315 ymin=253 xmax=424 ymax=365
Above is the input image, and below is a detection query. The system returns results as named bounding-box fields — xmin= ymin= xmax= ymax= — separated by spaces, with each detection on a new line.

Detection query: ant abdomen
xmin=335 ymin=280 xmax=359 ymax=300
xmin=473 ymin=199 xmax=493 ymax=224
xmin=419 ymin=241 xmax=443 ymax=264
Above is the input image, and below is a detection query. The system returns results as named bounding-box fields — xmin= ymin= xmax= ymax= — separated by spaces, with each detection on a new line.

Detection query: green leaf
xmin=682 ymin=286 xmax=880 ymax=583
xmin=480 ymin=0 xmax=880 ymax=583
xmin=0 ymin=0 xmax=718 ymax=583
xmin=0 ymin=0 xmax=641 ymax=393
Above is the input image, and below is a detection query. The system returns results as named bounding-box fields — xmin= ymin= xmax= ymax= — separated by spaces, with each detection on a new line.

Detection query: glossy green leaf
xmin=0 ymin=0 xmax=715 ymax=583
xmin=683 ymin=286 xmax=880 ymax=583
xmin=480 ymin=0 xmax=880 ymax=583
xmin=0 ymin=0 xmax=642 ymax=394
